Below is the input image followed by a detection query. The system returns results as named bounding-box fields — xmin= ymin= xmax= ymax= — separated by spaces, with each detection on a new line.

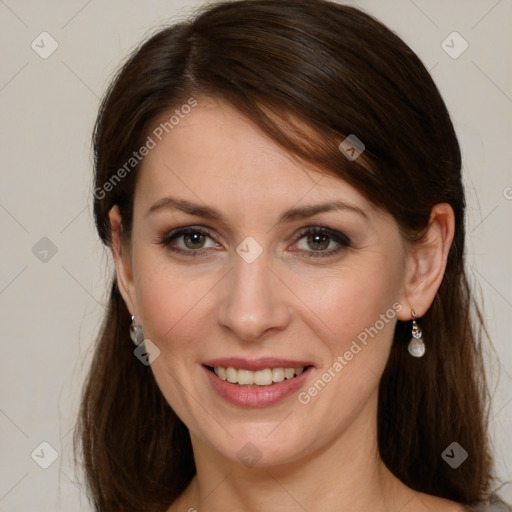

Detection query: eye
xmin=158 ymin=226 xmax=219 ymax=256
xmin=158 ymin=225 xmax=351 ymax=259
xmin=292 ymin=227 xmax=351 ymax=258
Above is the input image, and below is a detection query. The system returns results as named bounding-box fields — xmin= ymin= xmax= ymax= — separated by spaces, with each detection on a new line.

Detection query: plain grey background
xmin=1 ymin=1 xmax=511 ymax=510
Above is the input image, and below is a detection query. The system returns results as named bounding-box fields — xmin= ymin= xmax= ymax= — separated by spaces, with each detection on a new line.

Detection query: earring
xmin=408 ymin=310 xmax=425 ymax=358
xmin=130 ymin=315 xmax=145 ymax=346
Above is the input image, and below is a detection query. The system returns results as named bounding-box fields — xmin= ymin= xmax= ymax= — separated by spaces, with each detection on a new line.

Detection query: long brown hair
xmin=75 ymin=1 xmax=497 ymax=510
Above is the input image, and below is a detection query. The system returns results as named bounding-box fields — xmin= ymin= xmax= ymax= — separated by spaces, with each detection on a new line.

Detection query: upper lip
xmin=202 ymin=357 xmax=314 ymax=371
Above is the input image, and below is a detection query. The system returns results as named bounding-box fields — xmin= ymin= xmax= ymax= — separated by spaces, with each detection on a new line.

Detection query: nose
xmin=216 ymin=251 xmax=292 ymax=342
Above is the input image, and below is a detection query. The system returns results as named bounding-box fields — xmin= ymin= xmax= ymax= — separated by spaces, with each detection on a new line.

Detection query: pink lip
xmin=202 ymin=357 xmax=314 ymax=372
xmin=203 ymin=364 xmax=314 ymax=408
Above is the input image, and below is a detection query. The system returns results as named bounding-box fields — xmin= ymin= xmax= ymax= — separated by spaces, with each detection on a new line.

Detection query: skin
xmin=109 ymin=99 xmax=463 ymax=512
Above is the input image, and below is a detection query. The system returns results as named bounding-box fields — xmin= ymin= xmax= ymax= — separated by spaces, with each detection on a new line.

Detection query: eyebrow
xmin=146 ymin=196 xmax=369 ymax=223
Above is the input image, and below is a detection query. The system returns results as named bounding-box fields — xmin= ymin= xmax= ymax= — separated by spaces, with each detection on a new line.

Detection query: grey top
xmin=466 ymin=495 xmax=512 ymax=511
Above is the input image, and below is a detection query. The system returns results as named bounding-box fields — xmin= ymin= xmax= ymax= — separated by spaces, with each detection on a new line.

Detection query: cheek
xmin=291 ymin=270 xmax=402 ymax=438
xmin=131 ymin=244 xmax=227 ymax=367
xmin=297 ymin=260 xmax=403 ymax=350
xmin=135 ymin=267 xmax=214 ymax=350
xmin=131 ymin=251 xmax=221 ymax=423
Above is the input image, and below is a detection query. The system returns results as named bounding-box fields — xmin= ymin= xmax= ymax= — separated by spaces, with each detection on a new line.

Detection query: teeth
xmin=238 ymin=370 xmax=253 ymax=385
xmin=272 ymin=368 xmax=284 ymax=382
xmin=226 ymin=367 xmax=237 ymax=383
xmin=254 ymin=368 xmax=272 ymax=386
xmin=213 ymin=366 xmax=306 ymax=386
xmin=284 ymin=368 xmax=295 ymax=379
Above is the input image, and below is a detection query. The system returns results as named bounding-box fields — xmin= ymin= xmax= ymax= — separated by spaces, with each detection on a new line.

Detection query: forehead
xmin=135 ymin=99 xmax=375 ymax=218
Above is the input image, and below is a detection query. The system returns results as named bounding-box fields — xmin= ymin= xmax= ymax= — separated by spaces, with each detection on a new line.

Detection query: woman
xmin=75 ymin=0 xmax=512 ymax=511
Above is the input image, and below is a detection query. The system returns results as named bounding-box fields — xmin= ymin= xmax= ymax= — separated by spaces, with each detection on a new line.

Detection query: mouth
xmin=203 ymin=364 xmax=313 ymax=387
xmin=202 ymin=359 xmax=315 ymax=408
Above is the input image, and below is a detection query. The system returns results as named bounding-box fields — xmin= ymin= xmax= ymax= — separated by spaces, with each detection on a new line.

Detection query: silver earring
xmin=130 ymin=315 xmax=145 ymax=346
xmin=408 ymin=310 xmax=425 ymax=357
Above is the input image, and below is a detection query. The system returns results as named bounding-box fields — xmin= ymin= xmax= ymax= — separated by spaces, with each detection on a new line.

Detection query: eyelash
xmin=157 ymin=225 xmax=351 ymax=259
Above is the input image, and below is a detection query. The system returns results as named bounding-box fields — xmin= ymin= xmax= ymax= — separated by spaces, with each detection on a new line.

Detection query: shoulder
xmin=465 ymin=495 xmax=512 ymax=512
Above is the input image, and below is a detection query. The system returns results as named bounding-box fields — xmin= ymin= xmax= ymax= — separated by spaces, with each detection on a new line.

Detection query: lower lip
xmin=203 ymin=365 xmax=313 ymax=408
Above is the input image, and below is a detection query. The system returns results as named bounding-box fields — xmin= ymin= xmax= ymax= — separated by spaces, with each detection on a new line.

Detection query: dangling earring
xmin=408 ymin=309 xmax=425 ymax=357
xmin=130 ymin=315 xmax=145 ymax=346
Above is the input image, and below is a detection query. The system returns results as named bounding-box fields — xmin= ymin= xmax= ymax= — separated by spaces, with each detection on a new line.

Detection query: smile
xmin=203 ymin=363 xmax=314 ymax=408
xmin=210 ymin=366 xmax=306 ymax=386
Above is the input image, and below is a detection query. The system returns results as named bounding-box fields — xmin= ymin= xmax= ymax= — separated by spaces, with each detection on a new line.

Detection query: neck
xmin=172 ymin=390 xmax=419 ymax=512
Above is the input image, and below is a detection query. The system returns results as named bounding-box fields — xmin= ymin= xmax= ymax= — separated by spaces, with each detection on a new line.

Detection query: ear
xmin=109 ymin=205 xmax=138 ymax=317
xmin=396 ymin=203 xmax=455 ymax=321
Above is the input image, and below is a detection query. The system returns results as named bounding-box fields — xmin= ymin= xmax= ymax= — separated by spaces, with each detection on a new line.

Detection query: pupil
xmin=184 ymin=233 xmax=205 ymax=249
xmin=307 ymin=233 xmax=329 ymax=251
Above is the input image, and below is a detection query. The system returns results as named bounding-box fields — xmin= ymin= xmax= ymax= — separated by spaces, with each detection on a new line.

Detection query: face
xmin=113 ymin=99 xmax=413 ymax=467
